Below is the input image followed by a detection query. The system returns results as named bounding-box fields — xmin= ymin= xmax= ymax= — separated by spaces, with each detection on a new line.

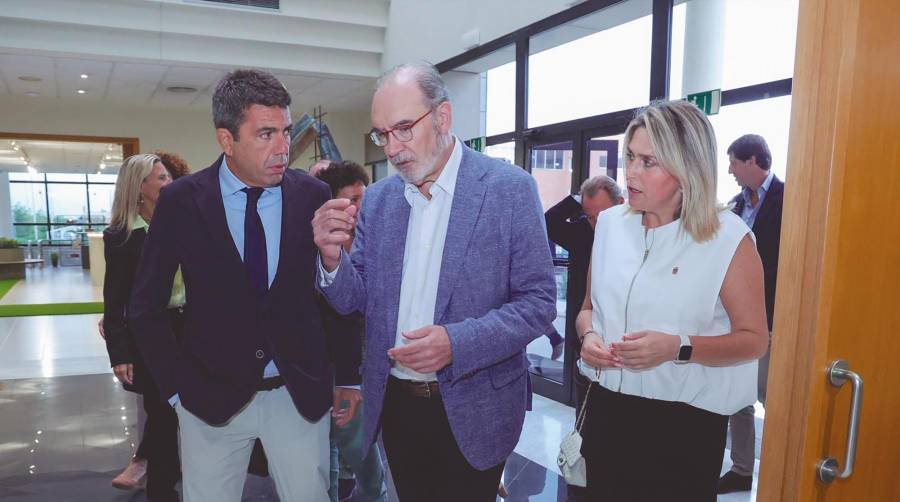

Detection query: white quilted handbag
xmin=558 ymin=383 xmax=592 ymax=487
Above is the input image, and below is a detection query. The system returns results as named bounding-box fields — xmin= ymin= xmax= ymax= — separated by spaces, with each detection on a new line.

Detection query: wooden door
xmin=758 ymin=0 xmax=900 ymax=500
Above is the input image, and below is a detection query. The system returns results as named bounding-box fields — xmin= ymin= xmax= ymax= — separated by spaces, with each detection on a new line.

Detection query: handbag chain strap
xmin=574 ymin=382 xmax=593 ymax=433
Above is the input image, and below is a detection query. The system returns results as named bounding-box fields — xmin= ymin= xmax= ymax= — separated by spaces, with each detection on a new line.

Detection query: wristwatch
xmin=675 ymin=334 xmax=692 ymax=363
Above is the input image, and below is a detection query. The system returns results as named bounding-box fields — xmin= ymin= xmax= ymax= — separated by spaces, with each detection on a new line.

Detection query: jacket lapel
xmin=752 ymin=176 xmax=783 ymax=231
xmin=380 ymin=180 xmax=410 ymax=345
xmin=433 ymin=147 xmax=487 ymax=323
xmin=195 ymin=155 xmax=244 ymax=271
xmin=268 ymin=170 xmax=296 ymax=294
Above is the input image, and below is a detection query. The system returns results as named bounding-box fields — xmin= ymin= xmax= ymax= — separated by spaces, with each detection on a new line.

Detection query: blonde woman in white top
xmin=575 ymin=100 xmax=768 ymax=501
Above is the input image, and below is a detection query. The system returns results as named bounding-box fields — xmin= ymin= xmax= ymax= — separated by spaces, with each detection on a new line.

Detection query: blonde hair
xmin=109 ymin=153 xmax=162 ymax=242
xmin=624 ymin=100 xmax=724 ymax=242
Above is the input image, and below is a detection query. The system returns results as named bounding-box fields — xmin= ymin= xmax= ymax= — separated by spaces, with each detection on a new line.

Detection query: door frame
xmin=758 ymin=0 xmax=896 ymax=498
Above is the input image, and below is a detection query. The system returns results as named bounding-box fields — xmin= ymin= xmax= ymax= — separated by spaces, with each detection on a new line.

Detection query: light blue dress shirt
xmin=740 ymin=170 xmax=775 ymax=228
xmin=220 ymin=157 xmax=282 ymax=378
xmin=170 ymin=158 xmax=284 ymax=406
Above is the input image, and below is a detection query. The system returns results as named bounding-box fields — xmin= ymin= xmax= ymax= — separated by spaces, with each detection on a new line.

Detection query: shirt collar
xmin=130 ymin=215 xmax=149 ymax=231
xmin=743 ymin=170 xmax=775 ymax=199
xmin=405 ymin=135 xmax=462 ymax=198
xmin=219 ymin=156 xmax=281 ymax=196
xmin=760 ymin=170 xmax=775 ymax=192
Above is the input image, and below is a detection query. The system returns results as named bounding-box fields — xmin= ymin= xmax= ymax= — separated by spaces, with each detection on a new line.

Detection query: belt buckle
xmin=420 ymin=381 xmax=431 ymax=398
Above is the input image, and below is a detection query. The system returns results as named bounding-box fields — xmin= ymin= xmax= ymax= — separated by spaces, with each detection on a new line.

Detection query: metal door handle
xmin=817 ymin=359 xmax=864 ymax=483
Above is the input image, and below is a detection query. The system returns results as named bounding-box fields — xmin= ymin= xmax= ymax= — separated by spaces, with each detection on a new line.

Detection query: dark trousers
xmin=142 ymin=390 xmax=181 ymax=501
xmin=134 ymin=307 xmax=183 ymax=502
xmin=581 ymin=384 xmax=728 ymax=502
xmin=381 ymin=377 xmax=504 ymax=502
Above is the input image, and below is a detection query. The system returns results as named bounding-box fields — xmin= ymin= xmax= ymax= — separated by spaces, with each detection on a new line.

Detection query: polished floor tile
xmin=0 ymin=267 xmax=102 ymax=305
xmin=0 ymin=314 xmax=110 ymax=380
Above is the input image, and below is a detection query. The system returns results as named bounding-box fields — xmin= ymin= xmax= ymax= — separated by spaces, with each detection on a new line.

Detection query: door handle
xmin=817 ymin=359 xmax=864 ymax=483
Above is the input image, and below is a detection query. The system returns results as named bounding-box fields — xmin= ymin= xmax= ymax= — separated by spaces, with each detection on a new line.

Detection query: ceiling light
xmin=18 ymin=75 xmax=42 ymax=82
xmin=166 ymin=85 xmax=198 ymax=94
xmin=99 ymin=163 xmax=106 ymax=169
xmin=24 ymin=91 xmax=40 ymax=97
xmin=80 ymin=74 xmax=89 ymax=79
xmin=77 ymin=89 xmax=86 ymax=94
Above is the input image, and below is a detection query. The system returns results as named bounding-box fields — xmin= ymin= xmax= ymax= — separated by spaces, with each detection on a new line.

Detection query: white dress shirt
xmin=391 ymin=137 xmax=462 ymax=381
xmin=321 ymin=137 xmax=463 ymax=382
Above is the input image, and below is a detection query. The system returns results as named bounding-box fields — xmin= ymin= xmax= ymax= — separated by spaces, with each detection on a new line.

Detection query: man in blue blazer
xmin=313 ymin=62 xmax=557 ymax=501
xmin=719 ymin=134 xmax=784 ymax=494
xmin=130 ymin=69 xmax=359 ymax=502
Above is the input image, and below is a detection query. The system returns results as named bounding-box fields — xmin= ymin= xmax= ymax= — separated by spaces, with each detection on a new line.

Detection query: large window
xmin=528 ymin=0 xmax=653 ymax=127
xmin=443 ymin=47 xmax=516 ymax=141
xmin=670 ymin=0 xmax=800 ymax=98
xmin=10 ymin=173 xmax=116 ymax=243
xmin=437 ymin=0 xmax=798 ymax=406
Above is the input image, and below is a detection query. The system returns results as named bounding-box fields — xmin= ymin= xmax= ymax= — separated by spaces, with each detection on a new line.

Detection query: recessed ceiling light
xmin=77 ymin=89 xmax=86 ymax=94
xmin=24 ymin=91 xmax=40 ymax=97
xmin=99 ymin=163 xmax=106 ymax=169
xmin=80 ymin=74 xmax=89 ymax=79
xmin=18 ymin=75 xmax=42 ymax=82
xmin=166 ymin=85 xmax=198 ymax=94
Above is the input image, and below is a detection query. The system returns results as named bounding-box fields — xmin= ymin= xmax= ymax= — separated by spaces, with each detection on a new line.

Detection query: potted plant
xmin=50 ymin=251 xmax=59 ymax=267
xmin=0 ymin=238 xmax=24 ymax=262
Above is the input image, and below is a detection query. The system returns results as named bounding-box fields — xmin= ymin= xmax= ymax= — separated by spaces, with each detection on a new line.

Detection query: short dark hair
xmin=212 ymin=69 xmax=291 ymax=140
xmin=313 ymin=161 xmax=370 ymax=197
xmin=727 ymin=134 xmax=772 ymax=170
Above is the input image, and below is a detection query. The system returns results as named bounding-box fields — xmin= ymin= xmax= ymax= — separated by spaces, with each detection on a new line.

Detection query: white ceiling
xmin=0 ymin=0 xmax=386 ymax=113
xmin=0 ymin=53 xmax=375 ymax=112
xmin=0 ymin=139 xmax=123 ymax=174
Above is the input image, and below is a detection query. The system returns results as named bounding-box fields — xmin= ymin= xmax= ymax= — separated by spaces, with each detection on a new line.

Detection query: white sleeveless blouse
xmin=578 ymin=204 xmax=756 ymax=415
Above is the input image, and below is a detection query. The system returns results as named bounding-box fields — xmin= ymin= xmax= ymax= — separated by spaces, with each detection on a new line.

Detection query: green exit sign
xmin=465 ymin=137 xmax=485 ymax=152
xmin=687 ymin=89 xmax=721 ymax=115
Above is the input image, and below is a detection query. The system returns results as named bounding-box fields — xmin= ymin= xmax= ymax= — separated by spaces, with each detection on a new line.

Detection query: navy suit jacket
xmin=130 ymin=156 xmax=360 ymax=425
xmin=545 ymin=195 xmax=594 ymax=347
xmin=731 ymin=175 xmax=784 ymax=330
xmin=320 ymin=145 xmax=557 ymax=470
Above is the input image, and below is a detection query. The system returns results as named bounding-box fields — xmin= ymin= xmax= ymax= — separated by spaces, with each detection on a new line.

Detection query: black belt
xmin=389 ymin=376 xmax=440 ymax=398
xmin=257 ymin=376 xmax=285 ymax=392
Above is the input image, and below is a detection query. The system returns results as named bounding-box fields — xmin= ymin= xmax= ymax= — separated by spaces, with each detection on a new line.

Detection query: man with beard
xmin=130 ymin=69 xmax=359 ymax=502
xmin=312 ymin=62 xmax=556 ymax=501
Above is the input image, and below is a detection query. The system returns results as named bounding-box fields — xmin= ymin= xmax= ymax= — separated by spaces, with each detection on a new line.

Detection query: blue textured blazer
xmin=320 ymin=145 xmax=557 ymax=470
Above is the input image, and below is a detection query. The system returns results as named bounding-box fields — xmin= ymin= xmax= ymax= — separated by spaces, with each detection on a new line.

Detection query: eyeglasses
xmin=369 ymin=109 xmax=433 ymax=147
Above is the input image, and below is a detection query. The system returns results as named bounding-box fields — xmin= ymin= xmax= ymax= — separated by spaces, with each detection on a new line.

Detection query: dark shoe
xmin=338 ymin=477 xmax=356 ymax=501
xmin=717 ymin=470 xmax=753 ymax=493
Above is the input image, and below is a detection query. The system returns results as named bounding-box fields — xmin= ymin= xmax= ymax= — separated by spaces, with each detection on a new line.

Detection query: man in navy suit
xmin=719 ymin=134 xmax=784 ymax=494
xmin=313 ymin=62 xmax=556 ymax=501
xmin=130 ymin=69 xmax=359 ymax=502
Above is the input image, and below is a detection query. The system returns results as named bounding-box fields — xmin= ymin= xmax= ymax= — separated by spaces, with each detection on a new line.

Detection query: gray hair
xmin=377 ymin=61 xmax=450 ymax=109
xmin=580 ymin=175 xmax=623 ymax=201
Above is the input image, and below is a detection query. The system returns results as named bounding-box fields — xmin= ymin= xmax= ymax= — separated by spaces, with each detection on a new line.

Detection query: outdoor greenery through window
xmin=10 ymin=172 xmax=115 ymax=244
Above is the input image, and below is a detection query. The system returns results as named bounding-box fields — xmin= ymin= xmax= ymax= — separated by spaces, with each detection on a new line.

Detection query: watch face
xmin=678 ymin=345 xmax=693 ymax=361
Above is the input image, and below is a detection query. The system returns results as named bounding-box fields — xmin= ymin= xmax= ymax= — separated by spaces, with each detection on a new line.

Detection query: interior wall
xmin=0 ymin=95 xmax=368 ymax=174
xmin=382 ymin=0 xmax=574 ymax=70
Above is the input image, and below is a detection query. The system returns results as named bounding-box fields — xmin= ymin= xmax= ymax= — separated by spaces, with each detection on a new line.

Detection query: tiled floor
xmin=0 ymin=267 xmax=102 ymax=305
xmin=0 ymin=269 xmax=764 ymax=501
